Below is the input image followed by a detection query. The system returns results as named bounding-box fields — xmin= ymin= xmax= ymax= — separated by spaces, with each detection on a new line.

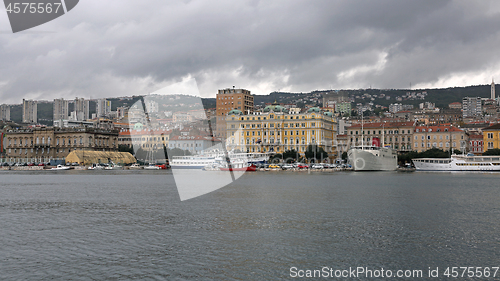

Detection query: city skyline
xmin=1 ymin=1 xmax=500 ymax=104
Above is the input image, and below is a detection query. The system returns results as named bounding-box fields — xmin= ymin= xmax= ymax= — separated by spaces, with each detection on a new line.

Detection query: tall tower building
xmin=97 ymin=99 xmax=112 ymax=118
xmin=53 ymin=98 xmax=69 ymax=126
xmin=491 ymin=78 xmax=496 ymax=100
xmin=0 ymin=104 xmax=10 ymax=121
xmin=73 ymin=97 xmax=90 ymax=121
xmin=22 ymin=99 xmax=37 ymax=124
xmin=215 ymin=88 xmax=253 ymax=138
xmin=462 ymin=97 xmax=482 ymax=118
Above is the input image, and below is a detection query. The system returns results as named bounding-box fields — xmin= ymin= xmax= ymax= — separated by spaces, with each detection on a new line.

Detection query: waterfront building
xmin=469 ymin=133 xmax=483 ymax=155
xmin=53 ymin=98 xmax=69 ymax=126
xmin=462 ymin=97 xmax=482 ymax=118
xmin=0 ymin=104 xmax=10 ymax=121
xmin=347 ymin=122 xmax=415 ymax=152
xmin=22 ymin=99 xmax=37 ymax=124
xmin=413 ymin=125 xmax=467 ymax=152
xmin=168 ymin=135 xmax=221 ymax=155
xmin=225 ymin=105 xmax=337 ymax=157
xmin=118 ymin=128 xmax=171 ymax=152
xmin=65 ymin=150 xmax=136 ymax=165
xmin=215 ymin=88 xmax=253 ymax=139
xmin=482 ymin=123 xmax=500 ymax=152
xmin=4 ymin=127 xmax=119 ymax=163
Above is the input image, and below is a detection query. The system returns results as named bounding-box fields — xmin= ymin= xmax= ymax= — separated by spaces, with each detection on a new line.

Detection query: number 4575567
xmin=6 ymin=2 xmax=62 ymax=14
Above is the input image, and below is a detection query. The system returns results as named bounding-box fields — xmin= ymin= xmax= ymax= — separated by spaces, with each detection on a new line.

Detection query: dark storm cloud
xmin=1 ymin=0 xmax=500 ymax=103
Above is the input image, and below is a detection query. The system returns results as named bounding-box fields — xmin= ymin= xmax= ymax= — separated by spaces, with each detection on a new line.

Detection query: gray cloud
xmin=1 ymin=0 xmax=500 ymax=103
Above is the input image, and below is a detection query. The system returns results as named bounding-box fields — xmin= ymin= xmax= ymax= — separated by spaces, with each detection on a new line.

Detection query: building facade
xmin=462 ymin=97 xmax=482 ymax=118
xmin=347 ymin=122 xmax=415 ymax=152
xmin=215 ymin=88 xmax=253 ymax=138
xmin=413 ymin=125 xmax=467 ymax=152
xmin=72 ymin=98 xmax=90 ymax=121
xmin=469 ymin=133 xmax=483 ymax=155
xmin=482 ymin=124 xmax=500 ymax=152
xmin=53 ymin=98 xmax=69 ymax=126
xmin=168 ymin=135 xmax=221 ymax=154
xmin=4 ymin=127 xmax=119 ymax=163
xmin=0 ymin=104 xmax=10 ymax=121
xmin=22 ymin=99 xmax=37 ymax=124
xmin=225 ymin=106 xmax=337 ymax=156
xmin=97 ymin=99 xmax=112 ymax=118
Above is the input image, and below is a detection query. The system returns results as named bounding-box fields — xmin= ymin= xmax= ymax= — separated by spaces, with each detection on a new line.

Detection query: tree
xmin=483 ymin=148 xmax=500 ymax=155
xmin=269 ymin=153 xmax=282 ymax=163
xmin=341 ymin=152 xmax=348 ymax=160
xmin=304 ymin=144 xmax=328 ymax=162
xmin=282 ymin=149 xmax=299 ymax=163
xmin=118 ymin=144 xmax=134 ymax=154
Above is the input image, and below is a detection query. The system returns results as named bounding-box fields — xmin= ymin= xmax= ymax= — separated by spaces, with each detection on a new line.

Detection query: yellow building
xmin=413 ymin=125 xmax=467 ymax=152
xmin=225 ymin=105 xmax=337 ymax=157
xmin=483 ymin=124 xmax=500 ymax=152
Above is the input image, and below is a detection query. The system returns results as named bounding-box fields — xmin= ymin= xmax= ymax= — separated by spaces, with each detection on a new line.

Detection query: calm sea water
xmin=1 ymin=170 xmax=500 ymax=280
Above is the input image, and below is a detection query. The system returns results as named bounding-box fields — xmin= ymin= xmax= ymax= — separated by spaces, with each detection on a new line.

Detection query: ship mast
xmin=361 ymin=113 xmax=364 ymax=148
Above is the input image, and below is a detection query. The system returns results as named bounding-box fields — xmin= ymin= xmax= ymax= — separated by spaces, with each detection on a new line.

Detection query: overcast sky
xmin=1 ymin=0 xmax=500 ymax=104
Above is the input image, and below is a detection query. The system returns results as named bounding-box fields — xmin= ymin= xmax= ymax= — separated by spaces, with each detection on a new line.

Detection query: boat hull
xmin=219 ymin=166 xmax=256 ymax=172
xmin=412 ymin=157 xmax=500 ymax=171
xmin=348 ymin=147 xmax=397 ymax=171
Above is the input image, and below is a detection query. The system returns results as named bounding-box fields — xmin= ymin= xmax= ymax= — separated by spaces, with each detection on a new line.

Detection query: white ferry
xmin=412 ymin=154 xmax=500 ymax=171
xmin=348 ymin=145 xmax=398 ymax=171
xmin=170 ymin=153 xmax=269 ymax=169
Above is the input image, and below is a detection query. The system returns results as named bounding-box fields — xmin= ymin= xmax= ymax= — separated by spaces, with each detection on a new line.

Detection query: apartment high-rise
xmin=53 ymin=98 xmax=69 ymax=126
xmin=491 ymin=78 xmax=496 ymax=100
xmin=97 ymin=99 xmax=112 ymax=118
xmin=462 ymin=97 xmax=482 ymax=118
xmin=22 ymin=99 xmax=37 ymax=124
xmin=215 ymin=88 xmax=253 ymax=138
xmin=0 ymin=104 xmax=10 ymax=121
xmin=73 ymin=97 xmax=90 ymax=121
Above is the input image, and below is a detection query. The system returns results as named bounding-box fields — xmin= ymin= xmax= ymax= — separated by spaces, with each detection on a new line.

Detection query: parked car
xmin=269 ymin=164 xmax=280 ymax=169
xmin=297 ymin=163 xmax=309 ymax=169
xmin=311 ymin=163 xmax=324 ymax=169
xmin=282 ymin=164 xmax=294 ymax=170
xmin=38 ymin=163 xmax=45 ymax=166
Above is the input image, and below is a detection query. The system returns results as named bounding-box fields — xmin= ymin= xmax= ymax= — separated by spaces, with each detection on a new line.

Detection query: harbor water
xmin=1 ymin=170 xmax=500 ymax=280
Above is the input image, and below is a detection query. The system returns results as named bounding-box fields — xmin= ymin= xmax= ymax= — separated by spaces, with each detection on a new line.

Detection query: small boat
xmin=50 ymin=164 xmax=71 ymax=171
xmin=397 ymin=163 xmax=416 ymax=172
xmin=144 ymin=163 xmax=161 ymax=170
xmin=88 ymin=164 xmax=104 ymax=170
xmin=128 ymin=163 xmax=142 ymax=169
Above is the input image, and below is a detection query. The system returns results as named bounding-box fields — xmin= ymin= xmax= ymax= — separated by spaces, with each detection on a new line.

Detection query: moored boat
xmin=412 ymin=154 xmax=500 ymax=171
xmin=50 ymin=164 xmax=71 ymax=171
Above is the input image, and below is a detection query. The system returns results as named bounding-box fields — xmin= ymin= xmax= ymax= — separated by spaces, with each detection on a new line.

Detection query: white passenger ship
xmin=348 ymin=145 xmax=398 ymax=171
xmin=412 ymin=154 xmax=500 ymax=171
xmin=170 ymin=152 xmax=269 ymax=169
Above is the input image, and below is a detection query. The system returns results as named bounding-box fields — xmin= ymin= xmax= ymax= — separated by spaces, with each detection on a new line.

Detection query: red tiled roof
xmin=349 ymin=122 xmax=414 ymax=129
xmin=414 ymin=125 xmax=463 ymax=132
